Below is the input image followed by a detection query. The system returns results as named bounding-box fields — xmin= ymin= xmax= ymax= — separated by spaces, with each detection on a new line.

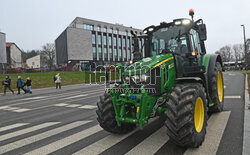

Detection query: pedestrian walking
xmin=25 ymin=77 xmax=32 ymax=94
xmin=16 ymin=76 xmax=26 ymax=95
xmin=54 ymin=73 xmax=61 ymax=89
xmin=2 ymin=75 xmax=14 ymax=96
xmin=105 ymin=70 xmax=109 ymax=83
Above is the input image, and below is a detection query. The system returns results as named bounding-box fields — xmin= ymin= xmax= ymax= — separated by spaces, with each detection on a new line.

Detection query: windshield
xmin=151 ymin=26 xmax=188 ymax=56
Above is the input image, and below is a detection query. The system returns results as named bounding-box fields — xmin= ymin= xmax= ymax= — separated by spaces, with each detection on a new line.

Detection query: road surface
xmin=0 ymin=71 xmax=246 ymax=155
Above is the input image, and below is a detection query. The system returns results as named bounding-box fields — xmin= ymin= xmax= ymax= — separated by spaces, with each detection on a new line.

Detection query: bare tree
xmin=216 ymin=45 xmax=233 ymax=62
xmin=232 ymin=44 xmax=244 ymax=62
xmin=41 ymin=43 xmax=55 ymax=69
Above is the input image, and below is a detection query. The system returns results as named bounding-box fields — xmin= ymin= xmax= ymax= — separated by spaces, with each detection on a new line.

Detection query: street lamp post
xmin=241 ymin=25 xmax=247 ymax=69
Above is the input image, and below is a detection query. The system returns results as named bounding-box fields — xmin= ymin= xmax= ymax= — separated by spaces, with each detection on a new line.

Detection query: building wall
xmin=9 ymin=45 xmax=22 ymax=68
xmin=55 ymin=30 xmax=68 ymax=65
xmin=0 ymin=32 xmax=7 ymax=64
xmin=67 ymin=27 xmax=92 ymax=61
xmin=26 ymin=55 xmax=40 ymax=68
xmin=55 ymin=17 xmax=143 ymax=67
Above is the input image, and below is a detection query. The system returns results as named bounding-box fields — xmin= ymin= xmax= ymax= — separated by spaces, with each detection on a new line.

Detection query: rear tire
xmin=209 ymin=62 xmax=224 ymax=112
xmin=96 ymin=93 xmax=136 ymax=134
xmin=165 ymin=83 xmax=208 ymax=147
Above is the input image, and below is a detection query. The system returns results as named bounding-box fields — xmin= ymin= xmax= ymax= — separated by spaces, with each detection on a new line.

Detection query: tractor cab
xmin=134 ymin=10 xmax=207 ymax=78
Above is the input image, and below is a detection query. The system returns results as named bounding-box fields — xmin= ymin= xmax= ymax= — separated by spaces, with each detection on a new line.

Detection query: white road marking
xmin=25 ymin=124 xmax=102 ymax=155
xmin=58 ymin=94 xmax=88 ymax=100
xmin=0 ymin=106 xmax=9 ymax=110
xmin=0 ymin=121 xmax=91 ymax=154
xmin=54 ymin=103 xmax=69 ymax=107
xmin=0 ymin=123 xmax=29 ymax=132
xmin=0 ymin=122 xmax=59 ymax=142
xmin=224 ymin=96 xmax=241 ymax=99
xmin=20 ymin=96 xmax=47 ymax=101
xmin=13 ymin=108 xmax=31 ymax=113
xmin=126 ymin=127 xmax=169 ymax=155
xmin=74 ymin=117 xmax=159 ymax=155
xmin=66 ymin=104 xmax=82 ymax=108
xmin=4 ymin=107 xmax=19 ymax=111
xmin=184 ymin=111 xmax=231 ymax=155
xmin=78 ymin=105 xmax=97 ymax=109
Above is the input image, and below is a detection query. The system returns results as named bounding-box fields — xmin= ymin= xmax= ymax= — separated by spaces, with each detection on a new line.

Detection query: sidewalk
xmin=243 ymin=74 xmax=250 ymax=155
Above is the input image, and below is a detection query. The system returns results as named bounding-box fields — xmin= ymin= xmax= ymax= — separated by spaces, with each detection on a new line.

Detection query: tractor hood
xmin=124 ymin=53 xmax=174 ymax=76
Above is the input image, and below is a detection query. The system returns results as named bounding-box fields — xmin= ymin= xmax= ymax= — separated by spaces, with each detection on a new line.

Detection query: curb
xmin=243 ymin=74 xmax=250 ymax=155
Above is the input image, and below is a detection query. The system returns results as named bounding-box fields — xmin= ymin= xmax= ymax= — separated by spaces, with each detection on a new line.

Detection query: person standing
xmin=2 ymin=75 xmax=14 ymax=96
xmin=55 ymin=73 xmax=61 ymax=89
xmin=25 ymin=77 xmax=32 ymax=94
xmin=17 ymin=76 xmax=26 ymax=95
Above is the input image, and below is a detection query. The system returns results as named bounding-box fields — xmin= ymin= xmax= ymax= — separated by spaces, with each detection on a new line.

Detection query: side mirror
xmin=133 ymin=38 xmax=140 ymax=52
xmin=198 ymin=24 xmax=207 ymax=41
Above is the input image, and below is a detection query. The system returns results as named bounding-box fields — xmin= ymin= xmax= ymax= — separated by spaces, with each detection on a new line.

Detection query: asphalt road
xmin=0 ymin=71 xmax=246 ymax=155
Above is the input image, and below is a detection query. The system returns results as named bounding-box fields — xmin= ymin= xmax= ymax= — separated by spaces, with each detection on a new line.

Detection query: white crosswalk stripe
xmin=25 ymin=124 xmax=102 ymax=155
xmin=0 ymin=122 xmax=59 ymax=142
xmin=0 ymin=123 xmax=29 ymax=132
xmin=125 ymin=127 xmax=169 ymax=155
xmin=0 ymin=111 xmax=232 ymax=154
xmin=184 ymin=111 xmax=231 ymax=155
xmin=53 ymin=103 xmax=96 ymax=110
xmin=0 ymin=105 xmax=31 ymax=113
xmin=0 ymin=121 xmax=91 ymax=154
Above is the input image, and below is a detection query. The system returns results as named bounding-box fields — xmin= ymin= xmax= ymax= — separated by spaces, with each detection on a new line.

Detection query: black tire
xmin=209 ymin=62 xmax=224 ymax=112
xmin=96 ymin=92 xmax=136 ymax=134
xmin=165 ymin=83 xmax=208 ymax=148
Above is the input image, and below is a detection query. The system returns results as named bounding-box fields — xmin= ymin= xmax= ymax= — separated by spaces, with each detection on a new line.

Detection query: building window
xmin=109 ymin=48 xmax=113 ymax=60
xmin=108 ymin=36 xmax=112 ymax=46
xmin=97 ymin=26 xmax=101 ymax=32
xmin=123 ymin=37 xmax=126 ymax=48
xmin=113 ymin=37 xmax=117 ymax=46
xmin=98 ymin=35 xmax=102 ymax=45
xmin=126 ymin=31 xmax=128 ymax=36
xmin=83 ymin=24 xmax=87 ymax=30
xmin=114 ymin=29 xmax=117 ymax=34
xmin=83 ymin=24 xmax=93 ymax=30
xmin=118 ymin=37 xmax=121 ymax=47
xmin=104 ymin=26 xmax=107 ymax=33
xmin=114 ymin=49 xmax=118 ymax=60
xmin=32 ymin=62 xmax=35 ymax=65
xmin=139 ymin=40 xmax=142 ymax=49
xmin=92 ymin=34 xmax=96 ymax=44
xmin=117 ymin=29 xmax=119 ymax=34
xmin=103 ymin=35 xmax=107 ymax=46
xmin=98 ymin=47 xmax=102 ymax=59
xmin=92 ymin=47 xmax=97 ymax=59
xmin=104 ymin=48 xmax=108 ymax=59
xmin=109 ymin=28 xmax=113 ymax=33
xmin=128 ymin=38 xmax=130 ymax=47
xmin=128 ymin=49 xmax=131 ymax=60
xmin=119 ymin=49 xmax=122 ymax=60
xmin=123 ymin=50 xmax=127 ymax=60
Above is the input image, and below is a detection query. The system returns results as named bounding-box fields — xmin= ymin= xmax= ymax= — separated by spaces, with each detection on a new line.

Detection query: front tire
xmin=96 ymin=93 xmax=136 ymax=134
xmin=165 ymin=83 xmax=208 ymax=147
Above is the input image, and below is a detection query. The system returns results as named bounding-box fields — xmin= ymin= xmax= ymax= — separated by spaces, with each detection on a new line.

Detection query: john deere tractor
xmin=96 ymin=10 xmax=224 ymax=148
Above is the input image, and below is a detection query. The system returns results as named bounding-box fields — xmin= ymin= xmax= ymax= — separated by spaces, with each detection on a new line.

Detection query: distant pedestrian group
xmin=2 ymin=75 xmax=32 ymax=96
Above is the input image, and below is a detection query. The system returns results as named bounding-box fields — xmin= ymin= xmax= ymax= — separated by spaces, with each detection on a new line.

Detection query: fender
xmin=207 ymin=54 xmax=222 ymax=81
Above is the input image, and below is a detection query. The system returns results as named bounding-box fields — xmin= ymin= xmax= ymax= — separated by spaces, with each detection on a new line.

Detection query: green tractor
xmin=96 ymin=10 xmax=224 ymax=148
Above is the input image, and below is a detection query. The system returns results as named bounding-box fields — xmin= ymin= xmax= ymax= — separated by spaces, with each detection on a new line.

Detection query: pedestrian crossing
xmin=53 ymin=103 xmax=97 ymax=109
xmin=0 ymin=111 xmax=231 ymax=155
xmin=0 ymin=105 xmax=31 ymax=113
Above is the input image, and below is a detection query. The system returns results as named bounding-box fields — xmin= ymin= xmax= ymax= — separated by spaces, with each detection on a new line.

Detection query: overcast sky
xmin=0 ymin=0 xmax=249 ymax=53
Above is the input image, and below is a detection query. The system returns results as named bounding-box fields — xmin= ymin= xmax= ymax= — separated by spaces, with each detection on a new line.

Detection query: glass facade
xmin=104 ymin=48 xmax=107 ymax=59
xmin=92 ymin=47 xmax=97 ymax=59
xmin=103 ymin=35 xmax=107 ymax=46
xmin=109 ymin=48 xmax=113 ymax=60
xmin=104 ymin=27 xmax=107 ymax=33
xmin=98 ymin=35 xmax=102 ymax=45
xmin=118 ymin=37 xmax=121 ymax=47
xmin=128 ymin=49 xmax=131 ymax=60
xmin=92 ymin=34 xmax=96 ymax=44
xmin=108 ymin=36 xmax=112 ymax=46
xmin=98 ymin=47 xmax=102 ymax=59
xmin=83 ymin=24 xmax=93 ymax=30
xmin=114 ymin=49 xmax=118 ymax=60
xmin=97 ymin=26 xmax=101 ymax=32
xmin=119 ymin=49 xmax=122 ymax=60
xmin=113 ymin=37 xmax=117 ymax=46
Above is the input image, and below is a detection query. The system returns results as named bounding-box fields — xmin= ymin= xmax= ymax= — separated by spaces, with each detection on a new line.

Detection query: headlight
xmin=182 ymin=19 xmax=191 ymax=25
xmin=140 ymin=74 xmax=150 ymax=82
